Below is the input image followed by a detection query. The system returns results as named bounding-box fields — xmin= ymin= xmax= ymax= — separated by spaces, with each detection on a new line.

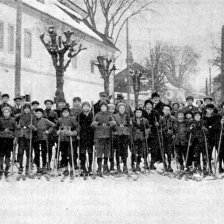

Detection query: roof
xmin=21 ymin=0 xmax=118 ymax=51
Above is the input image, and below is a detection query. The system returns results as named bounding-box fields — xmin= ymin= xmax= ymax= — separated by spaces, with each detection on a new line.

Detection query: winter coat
xmin=91 ymin=111 xmax=115 ymax=139
xmin=160 ymin=115 xmax=176 ymax=137
xmin=189 ymin=120 xmax=207 ymax=144
xmin=70 ymin=107 xmax=82 ymax=118
xmin=93 ymin=100 xmax=110 ymax=115
xmin=12 ymin=106 xmax=23 ymax=116
xmin=154 ymin=101 xmax=166 ymax=116
xmin=132 ymin=117 xmax=149 ymax=141
xmin=15 ymin=113 xmax=35 ymax=139
xmin=56 ymin=116 xmax=79 ymax=142
xmin=183 ymin=105 xmax=199 ymax=113
xmin=43 ymin=109 xmax=58 ymax=124
xmin=79 ymin=111 xmax=94 ymax=145
xmin=33 ymin=117 xmax=56 ymax=141
xmin=114 ymin=113 xmax=131 ymax=136
xmin=173 ymin=119 xmax=188 ymax=145
xmin=0 ymin=117 xmax=17 ymax=138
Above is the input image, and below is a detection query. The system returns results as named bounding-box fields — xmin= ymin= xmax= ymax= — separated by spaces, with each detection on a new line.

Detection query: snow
xmin=0 ymin=167 xmax=223 ymax=224
xmin=22 ymin=0 xmax=103 ymax=42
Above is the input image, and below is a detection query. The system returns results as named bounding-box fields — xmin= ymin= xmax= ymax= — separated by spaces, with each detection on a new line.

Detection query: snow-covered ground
xmin=0 ymin=171 xmax=223 ymax=224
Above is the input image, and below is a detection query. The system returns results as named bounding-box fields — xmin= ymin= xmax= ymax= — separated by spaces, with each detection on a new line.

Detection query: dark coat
xmin=132 ymin=117 xmax=149 ymax=141
xmin=114 ymin=113 xmax=131 ymax=136
xmin=154 ymin=101 xmax=165 ymax=116
xmin=0 ymin=117 xmax=17 ymax=138
xmin=173 ymin=119 xmax=188 ymax=145
xmin=43 ymin=109 xmax=58 ymax=124
xmin=12 ymin=106 xmax=23 ymax=116
xmin=183 ymin=105 xmax=199 ymax=113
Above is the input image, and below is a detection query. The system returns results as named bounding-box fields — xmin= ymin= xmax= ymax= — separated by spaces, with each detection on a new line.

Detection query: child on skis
xmin=173 ymin=109 xmax=188 ymax=171
xmin=0 ymin=107 xmax=17 ymax=178
xmin=79 ymin=101 xmax=94 ymax=176
xmin=132 ymin=107 xmax=150 ymax=172
xmin=91 ymin=101 xmax=116 ymax=176
xmin=160 ymin=105 xmax=176 ymax=172
xmin=33 ymin=108 xmax=56 ymax=175
xmin=56 ymin=107 xmax=79 ymax=178
xmin=113 ymin=102 xmax=131 ymax=173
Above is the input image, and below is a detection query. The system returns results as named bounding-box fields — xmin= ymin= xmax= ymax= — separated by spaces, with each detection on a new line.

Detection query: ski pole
xmin=46 ymin=136 xmax=50 ymax=172
xmin=185 ymin=132 xmax=192 ymax=170
xmin=77 ymin=113 xmax=81 ymax=177
xmin=69 ymin=126 xmax=75 ymax=177
xmin=11 ymin=137 xmax=17 ymax=173
xmin=143 ymin=119 xmax=150 ymax=173
xmin=91 ymin=101 xmax=96 ymax=179
xmin=202 ymin=129 xmax=212 ymax=175
xmin=28 ymin=115 xmax=33 ymax=174
xmin=55 ymin=127 xmax=61 ymax=173
xmin=215 ymin=122 xmax=223 ymax=175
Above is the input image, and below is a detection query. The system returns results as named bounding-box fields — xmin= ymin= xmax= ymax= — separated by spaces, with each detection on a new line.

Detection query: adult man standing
xmin=93 ymin=92 xmax=110 ymax=115
xmin=151 ymin=92 xmax=165 ymax=116
xmin=183 ymin=96 xmax=198 ymax=113
xmin=12 ymin=96 xmax=23 ymax=116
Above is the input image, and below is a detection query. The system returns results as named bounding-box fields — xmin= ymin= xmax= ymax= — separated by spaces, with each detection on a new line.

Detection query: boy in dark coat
xmin=189 ymin=111 xmax=208 ymax=173
xmin=33 ymin=108 xmax=56 ymax=174
xmin=79 ymin=101 xmax=94 ymax=175
xmin=12 ymin=96 xmax=23 ymax=116
xmin=160 ymin=105 xmax=176 ymax=172
xmin=56 ymin=107 xmax=79 ymax=177
xmin=113 ymin=102 xmax=131 ymax=173
xmin=132 ymin=107 xmax=150 ymax=172
xmin=142 ymin=99 xmax=161 ymax=170
xmin=15 ymin=103 xmax=36 ymax=175
xmin=173 ymin=109 xmax=188 ymax=170
xmin=0 ymin=107 xmax=17 ymax=178
xmin=70 ymin=97 xmax=82 ymax=118
xmin=91 ymin=101 xmax=116 ymax=175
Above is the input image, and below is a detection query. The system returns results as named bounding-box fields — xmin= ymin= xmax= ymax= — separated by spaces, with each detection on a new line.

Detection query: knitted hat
xmin=2 ymin=106 xmax=12 ymax=114
xmin=144 ymin=99 xmax=153 ymax=107
xmin=82 ymin=101 xmax=90 ymax=108
xmin=61 ymin=107 xmax=70 ymax=113
xmin=177 ymin=109 xmax=185 ymax=115
xmin=108 ymin=104 xmax=115 ymax=109
xmin=35 ymin=108 xmax=44 ymax=113
xmin=117 ymin=102 xmax=126 ymax=109
xmin=23 ymin=103 xmax=31 ymax=110
xmin=99 ymin=101 xmax=108 ymax=108
xmin=44 ymin=99 xmax=54 ymax=105
xmin=185 ymin=110 xmax=193 ymax=116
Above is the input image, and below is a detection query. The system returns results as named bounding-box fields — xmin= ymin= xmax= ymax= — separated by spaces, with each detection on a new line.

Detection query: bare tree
xmin=144 ymin=42 xmax=166 ymax=94
xmin=80 ymin=0 xmax=156 ymax=44
xmin=40 ymin=26 xmax=86 ymax=104
xmin=209 ymin=42 xmax=221 ymax=71
xmin=162 ymin=45 xmax=200 ymax=88
xmin=94 ymin=56 xmax=117 ymax=95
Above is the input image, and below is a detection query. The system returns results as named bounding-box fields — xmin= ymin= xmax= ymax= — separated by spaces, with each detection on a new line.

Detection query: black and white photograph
xmin=0 ymin=0 xmax=224 ymax=223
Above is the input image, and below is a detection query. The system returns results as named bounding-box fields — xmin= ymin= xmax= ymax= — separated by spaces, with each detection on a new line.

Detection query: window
xmin=91 ymin=60 xmax=95 ymax=73
xmin=72 ymin=56 xmax=77 ymax=69
xmin=37 ymin=0 xmax=44 ymax=3
xmin=24 ymin=30 xmax=32 ymax=58
xmin=8 ymin=25 xmax=14 ymax=53
xmin=0 ymin=21 xmax=4 ymax=50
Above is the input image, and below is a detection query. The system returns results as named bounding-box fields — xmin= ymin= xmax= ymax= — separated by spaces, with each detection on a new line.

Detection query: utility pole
xmin=126 ymin=18 xmax=131 ymax=105
xmin=15 ymin=0 xmax=22 ymax=97
xmin=209 ymin=67 xmax=212 ymax=96
xmin=221 ymin=26 xmax=224 ymax=99
xmin=205 ymin=78 xmax=208 ymax=96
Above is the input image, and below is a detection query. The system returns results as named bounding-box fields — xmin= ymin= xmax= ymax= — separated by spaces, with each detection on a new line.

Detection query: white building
xmin=0 ymin=0 xmax=118 ymax=107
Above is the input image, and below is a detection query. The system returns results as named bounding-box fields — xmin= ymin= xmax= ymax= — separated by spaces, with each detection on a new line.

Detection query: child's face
xmin=186 ymin=113 xmax=192 ymax=119
xmin=101 ymin=105 xmax=107 ymax=112
xmin=119 ymin=106 xmax=126 ymax=114
xmin=58 ymin=102 xmax=66 ymax=108
xmin=163 ymin=107 xmax=170 ymax=116
xmin=36 ymin=111 xmax=43 ymax=119
xmin=177 ymin=113 xmax=184 ymax=120
xmin=83 ymin=105 xmax=90 ymax=112
xmin=24 ymin=107 xmax=31 ymax=114
xmin=15 ymin=99 xmax=22 ymax=106
xmin=195 ymin=114 xmax=201 ymax=121
xmin=205 ymin=99 xmax=211 ymax=105
xmin=108 ymin=107 xmax=115 ymax=113
xmin=32 ymin=104 xmax=39 ymax=110
xmin=197 ymin=101 xmax=202 ymax=107
xmin=2 ymin=97 xmax=9 ymax=103
xmin=62 ymin=110 xmax=70 ymax=117
xmin=206 ymin=108 xmax=214 ymax=115
xmin=173 ymin=104 xmax=179 ymax=110
xmin=187 ymin=99 xmax=193 ymax=105
xmin=73 ymin=100 xmax=81 ymax=107
xmin=145 ymin=103 xmax=152 ymax=110
xmin=3 ymin=110 xmax=10 ymax=118
xmin=135 ymin=110 xmax=142 ymax=118
xmin=45 ymin=102 xmax=53 ymax=109
xmin=152 ymin=97 xmax=159 ymax=104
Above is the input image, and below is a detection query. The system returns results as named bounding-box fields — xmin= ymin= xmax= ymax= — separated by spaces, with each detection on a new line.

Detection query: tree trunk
xmin=55 ymin=67 xmax=65 ymax=105
xmin=104 ymin=77 xmax=110 ymax=96
xmin=134 ymin=91 xmax=139 ymax=108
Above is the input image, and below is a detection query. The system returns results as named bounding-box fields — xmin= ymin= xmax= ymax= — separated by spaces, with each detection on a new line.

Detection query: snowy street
xmin=0 ymin=173 xmax=223 ymax=224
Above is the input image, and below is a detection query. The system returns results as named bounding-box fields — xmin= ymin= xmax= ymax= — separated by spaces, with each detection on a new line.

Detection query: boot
xmin=132 ymin=164 xmax=136 ymax=172
xmin=144 ymin=160 xmax=149 ymax=170
xmin=63 ymin=169 xmax=69 ymax=176
xmin=123 ymin=165 xmax=128 ymax=174
xmin=88 ymin=166 xmax=92 ymax=174
xmin=136 ymin=163 xmax=141 ymax=172
xmin=117 ymin=164 xmax=121 ymax=173
xmin=110 ymin=161 xmax=115 ymax=172
xmin=103 ymin=165 xmax=109 ymax=175
xmin=97 ymin=161 xmax=102 ymax=175
xmin=180 ymin=165 xmax=184 ymax=171
xmin=150 ymin=163 xmax=156 ymax=170
xmin=167 ymin=164 xmax=173 ymax=173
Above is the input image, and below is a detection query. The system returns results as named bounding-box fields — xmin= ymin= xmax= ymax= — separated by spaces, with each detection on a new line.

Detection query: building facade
xmin=0 ymin=0 xmax=117 ymax=107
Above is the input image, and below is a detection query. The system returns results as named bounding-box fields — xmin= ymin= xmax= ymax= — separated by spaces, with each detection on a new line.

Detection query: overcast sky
xmin=115 ymin=0 xmax=224 ymax=90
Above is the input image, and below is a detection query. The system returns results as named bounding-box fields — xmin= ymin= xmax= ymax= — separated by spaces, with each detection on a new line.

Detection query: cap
xmin=151 ymin=92 xmax=160 ymax=98
xmin=205 ymin=104 xmax=215 ymax=109
xmin=44 ymin=99 xmax=54 ymax=105
xmin=99 ymin=101 xmax=108 ymax=108
xmin=61 ymin=107 xmax=70 ymax=113
xmin=186 ymin=96 xmax=194 ymax=101
xmin=73 ymin=97 xmax=81 ymax=102
xmin=2 ymin=94 xmax=9 ymax=98
xmin=14 ymin=96 xmax=23 ymax=101
xmin=144 ymin=99 xmax=153 ymax=107
xmin=203 ymin=96 xmax=213 ymax=101
xmin=35 ymin=108 xmax=44 ymax=113
xmin=82 ymin=101 xmax=90 ymax=108
xmin=135 ymin=107 xmax=143 ymax=113
xmin=31 ymin=101 xmax=39 ymax=106
xmin=116 ymin=93 xmax=124 ymax=100
xmin=99 ymin=92 xmax=108 ymax=97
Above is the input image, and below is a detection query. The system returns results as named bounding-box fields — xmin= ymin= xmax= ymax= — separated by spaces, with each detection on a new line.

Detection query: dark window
xmin=24 ymin=30 xmax=32 ymax=58
xmin=0 ymin=21 xmax=4 ymax=50
xmin=8 ymin=25 xmax=14 ymax=53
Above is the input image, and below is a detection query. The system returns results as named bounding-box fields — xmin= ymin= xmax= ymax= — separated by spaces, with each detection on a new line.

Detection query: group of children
xmin=0 ymin=92 xmax=223 ymax=179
